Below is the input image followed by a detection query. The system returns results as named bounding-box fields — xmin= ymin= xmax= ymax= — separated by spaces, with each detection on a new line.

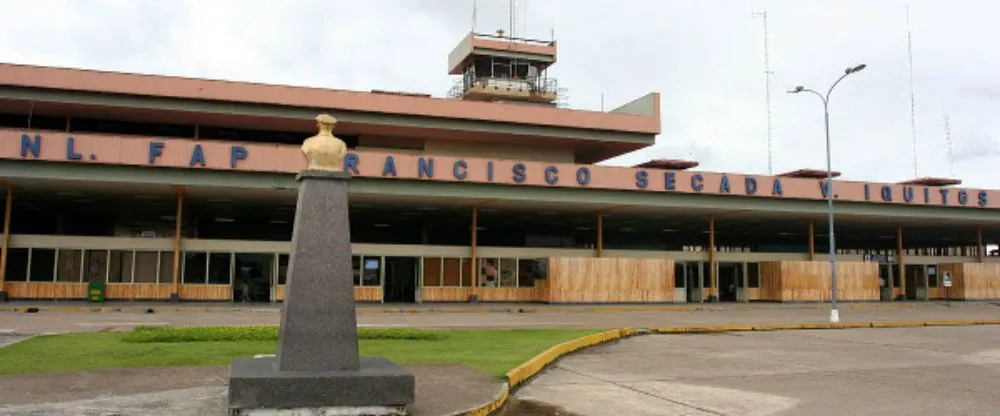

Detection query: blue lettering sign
xmin=189 ymin=144 xmax=206 ymax=167
xmin=148 ymin=141 xmax=164 ymax=164
xmin=635 ymin=170 xmax=648 ymax=189
xmin=691 ymin=174 xmax=704 ymax=192
xmin=979 ymin=191 xmax=988 ymax=207
xmin=772 ymin=179 xmax=783 ymax=196
xmin=418 ymin=157 xmax=434 ymax=178
xmin=344 ymin=152 xmax=360 ymax=175
xmin=819 ymin=180 xmax=831 ymax=198
xmin=903 ymin=186 xmax=914 ymax=203
xmin=453 ymin=160 xmax=467 ymax=180
xmin=545 ymin=166 xmax=559 ymax=185
xmin=576 ymin=167 xmax=591 ymax=185
xmin=664 ymin=172 xmax=676 ymax=190
xmin=958 ymin=190 xmax=968 ymax=205
xmin=745 ymin=177 xmax=758 ymax=195
xmin=719 ymin=175 xmax=731 ymax=193
xmin=382 ymin=155 xmax=397 ymax=176
xmin=487 ymin=161 xmax=494 ymax=182
xmin=939 ymin=188 xmax=950 ymax=205
xmin=864 ymin=183 xmax=871 ymax=200
xmin=20 ymin=134 xmax=40 ymax=158
xmin=512 ymin=163 xmax=526 ymax=183
xmin=65 ymin=137 xmax=82 ymax=160
xmin=880 ymin=185 xmax=893 ymax=202
xmin=230 ymin=145 xmax=247 ymax=168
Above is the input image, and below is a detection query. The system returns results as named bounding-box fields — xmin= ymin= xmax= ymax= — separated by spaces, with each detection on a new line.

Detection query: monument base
xmin=228 ymin=356 xmax=415 ymax=414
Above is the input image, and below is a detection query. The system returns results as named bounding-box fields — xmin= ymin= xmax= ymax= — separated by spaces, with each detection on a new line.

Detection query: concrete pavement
xmin=0 ymin=364 xmax=501 ymax=416
xmin=515 ymin=325 xmax=1000 ymax=415
xmin=1 ymin=301 xmax=998 ymax=335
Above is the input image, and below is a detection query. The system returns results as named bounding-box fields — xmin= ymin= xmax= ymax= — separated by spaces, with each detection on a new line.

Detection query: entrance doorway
xmin=384 ymin=257 xmax=418 ymax=303
xmin=717 ymin=262 xmax=743 ymax=302
xmin=233 ymin=253 xmax=273 ymax=302
xmin=905 ymin=264 xmax=927 ymax=301
xmin=879 ymin=264 xmax=894 ymax=301
xmin=684 ymin=262 xmax=702 ymax=303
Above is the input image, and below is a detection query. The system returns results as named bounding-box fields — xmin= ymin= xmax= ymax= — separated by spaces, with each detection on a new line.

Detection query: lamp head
xmin=846 ymin=64 xmax=867 ymax=74
xmin=787 ymin=86 xmax=805 ymax=94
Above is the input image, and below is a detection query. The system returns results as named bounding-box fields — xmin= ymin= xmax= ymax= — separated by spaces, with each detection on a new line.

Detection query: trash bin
xmin=87 ymin=281 xmax=105 ymax=303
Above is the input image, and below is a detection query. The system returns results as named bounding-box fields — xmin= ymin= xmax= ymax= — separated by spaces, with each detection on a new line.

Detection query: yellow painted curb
xmin=870 ymin=321 xmax=926 ymax=328
xmin=835 ymin=322 xmax=874 ymax=329
xmin=506 ymin=328 xmax=636 ymax=388
xmin=922 ymin=320 xmax=979 ymax=327
xmin=452 ymin=328 xmax=637 ymax=416
xmin=456 ymin=318 xmax=1000 ymax=415
xmin=450 ymin=382 xmax=509 ymax=416
xmin=751 ymin=323 xmax=808 ymax=331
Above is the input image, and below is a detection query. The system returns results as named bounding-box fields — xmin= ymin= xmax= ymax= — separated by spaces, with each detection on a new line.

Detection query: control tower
xmin=447 ymin=30 xmax=560 ymax=106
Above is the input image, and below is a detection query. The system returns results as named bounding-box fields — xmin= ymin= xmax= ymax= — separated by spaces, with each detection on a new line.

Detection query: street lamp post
xmin=788 ymin=63 xmax=866 ymax=324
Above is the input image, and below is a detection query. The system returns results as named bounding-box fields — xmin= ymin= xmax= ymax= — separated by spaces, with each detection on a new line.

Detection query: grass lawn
xmin=0 ymin=327 xmax=601 ymax=378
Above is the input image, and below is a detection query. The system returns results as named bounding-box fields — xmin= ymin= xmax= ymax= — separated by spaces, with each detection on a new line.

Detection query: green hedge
xmin=122 ymin=325 xmax=446 ymax=343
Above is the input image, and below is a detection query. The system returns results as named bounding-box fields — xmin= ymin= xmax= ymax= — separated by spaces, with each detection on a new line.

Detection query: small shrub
xmin=122 ymin=326 xmax=445 ymax=343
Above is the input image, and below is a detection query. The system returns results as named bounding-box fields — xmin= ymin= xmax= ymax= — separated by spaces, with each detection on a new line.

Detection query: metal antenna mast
xmin=906 ymin=4 xmax=919 ymax=178
xmin=944 ymin=114 xmax=954 ymax=178
xmin=509 ymin=0 xmax=516 ymax=38
xmin=471 ymin=0 xmax=477 ymax=32
xmin=754 ymin=9 xmax=774 ymax=175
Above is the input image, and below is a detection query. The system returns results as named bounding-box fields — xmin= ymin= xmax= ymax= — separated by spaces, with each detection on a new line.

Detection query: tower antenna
xmin=509 ymin=0 xmax=516 ymax=39
xmin=753 ymin=9 xmax=773 ymax=175
xmin=944 ymin=114 xmax=954 ymax=178
xmin=906 ymin=4 xmax=919 ymax=178
xmin=471 ymin=0 xmax=477 ymax=32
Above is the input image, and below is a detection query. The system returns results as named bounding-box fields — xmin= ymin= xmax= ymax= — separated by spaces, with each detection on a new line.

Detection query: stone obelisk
xmin=228 ymin=114 xmax=415 ymax=415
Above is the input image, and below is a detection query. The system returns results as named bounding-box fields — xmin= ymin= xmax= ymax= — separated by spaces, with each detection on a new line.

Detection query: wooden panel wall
xmin=545 ymin=257 xmax=674 ymax=303
xmin=939 ymin=263 xmax=1000 ymax=300
xmin=421 ymin=287 xmax=472 ymax=302
xmin=4 ymin=282 xmax=87 ymax=299
xmin=178 ymin=284 xmax=231 ymax=301
xmin=759 ymin=261 xmax=783 ymax=300
xmin=927 ymin=287 xmax=946 ymax=300
xmin=273 ymin=285 xmax=384 ymax=302
xmin=758 ymin=261 xmax=879 ymax=302
xmin=420 ymin=287 xmax=537 ymax=302
xmin=355 ymin=286 xmax=383 ymax=302
xmin=105 ymin=283 xmax=173 ymax=300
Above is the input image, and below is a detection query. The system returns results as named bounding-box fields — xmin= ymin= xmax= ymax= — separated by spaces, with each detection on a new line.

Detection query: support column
xmin=808 ymin=220 xmax=816 ymax=261
xmin=709 ymin=215 xmax=717 ymax=302
xmin=170 ymin=187 xmax=184 ymax=301
xmin=470 ymin=205 xmax=478 ymax=291
xmin=977 ymin=226 xmax=984 ymax=263
xmin=596 ymin=211 xmax=604 ymax=257
xmin=897 ymin=225 xmax=905 ymax=301
xmin=0 ymin=183 xmax=12 ymax=301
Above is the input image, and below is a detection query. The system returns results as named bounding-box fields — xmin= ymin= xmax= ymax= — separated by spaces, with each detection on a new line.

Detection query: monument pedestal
xmin=228 ymin=115 xmax=415 ymax=415
xmin=228 ymin=356 xmax=414 ymax=414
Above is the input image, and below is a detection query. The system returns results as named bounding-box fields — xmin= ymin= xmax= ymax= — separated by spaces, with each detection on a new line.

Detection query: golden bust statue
xmin=301 ymin=114 xmax=347 ymax=172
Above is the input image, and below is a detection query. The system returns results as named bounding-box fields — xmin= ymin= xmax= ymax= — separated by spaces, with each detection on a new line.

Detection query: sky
xmin=0 ymin=0 xmax=997 ymax=188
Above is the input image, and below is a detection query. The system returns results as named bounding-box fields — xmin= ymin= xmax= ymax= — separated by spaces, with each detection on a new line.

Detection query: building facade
xmin=1 ymin=33 xmax=999 ymax=304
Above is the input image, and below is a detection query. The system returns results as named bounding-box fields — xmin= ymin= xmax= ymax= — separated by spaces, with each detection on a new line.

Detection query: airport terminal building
xmin=1 ymin=33 xmax=998 ymax=304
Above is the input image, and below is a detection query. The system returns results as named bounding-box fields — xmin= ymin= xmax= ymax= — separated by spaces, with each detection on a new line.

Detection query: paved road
xmin=515 ymin=325 xmax=1000 ymax=416
xmin=1 ymin=302 xmax=998 ymax=335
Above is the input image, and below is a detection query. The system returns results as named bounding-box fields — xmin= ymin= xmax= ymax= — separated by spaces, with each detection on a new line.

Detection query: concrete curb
xmin=1 ymin=301 xmax=984 ymax=314
xmin=448 ymin=328 xmax=639 ymax=416
xmin=652 ymin=319 xmax=1000 ymax=334
xmin=450 ymin=319 xmax=1000 ymax=416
